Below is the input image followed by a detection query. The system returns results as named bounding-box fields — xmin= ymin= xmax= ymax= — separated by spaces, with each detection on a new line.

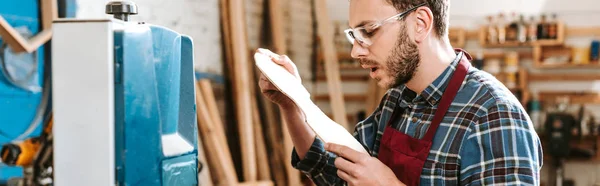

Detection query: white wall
xmin=75 ymin=0 xmax=224 ymax=75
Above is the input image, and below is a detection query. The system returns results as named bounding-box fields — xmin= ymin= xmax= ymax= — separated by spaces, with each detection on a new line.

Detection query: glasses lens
xmin=345 ymin=29 xmax=371 ymax=47
xmin=344 ymin=29 xmax=355 ymax=44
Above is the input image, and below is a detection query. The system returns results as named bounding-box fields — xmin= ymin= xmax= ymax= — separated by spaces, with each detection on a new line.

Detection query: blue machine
xmin=0 ymin=0 xmax=51 ymax=183
xmin=1 ymin=1 xmax=199 ymax=185
xmin=113 ymin=22 xmax=199 ymax=185
xmin=112 ymin=8 xmax=199 ymax=185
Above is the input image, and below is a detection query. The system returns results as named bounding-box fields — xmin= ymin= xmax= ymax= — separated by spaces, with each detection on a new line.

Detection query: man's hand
xmin=256 ymin=48 xmax=301 ymax=109
xmin=325 ymin=143 xmax=405 ymax=186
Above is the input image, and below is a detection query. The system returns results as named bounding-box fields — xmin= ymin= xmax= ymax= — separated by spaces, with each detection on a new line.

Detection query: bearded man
xmin=258 ymin=0 xmax=543 ymax=185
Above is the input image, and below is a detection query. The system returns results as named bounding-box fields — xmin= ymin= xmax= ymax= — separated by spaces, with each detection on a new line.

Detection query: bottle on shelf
xmin=537 ymin=14 xmax=548 ymax=40
xmin=548 ymin=13 xmax=559 ymax=40
xmin=497 ymin=13 xmax=507 ymax=44
xmin=517 ymin=14 xmax=527 ymax=43
xmin=507 ymin=12 xmax=519 ymax=41
xmin=486 ymin=16 xmax=498 ymax=44
xmin=591 ymin=38 xmax=600 ymax=63
xmin=473 ymin=50 xmax=485 ymax=69
xmin=528 ymin=16 xmax=538 ymax=42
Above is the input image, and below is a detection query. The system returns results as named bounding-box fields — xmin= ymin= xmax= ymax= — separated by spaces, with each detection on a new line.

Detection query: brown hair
xmin=386 ymin=0 xmax=449 ymax=37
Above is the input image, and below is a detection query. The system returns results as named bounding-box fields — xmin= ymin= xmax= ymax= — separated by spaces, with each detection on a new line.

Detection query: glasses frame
xmin=344 ymin=3 xmax=427 ymax=48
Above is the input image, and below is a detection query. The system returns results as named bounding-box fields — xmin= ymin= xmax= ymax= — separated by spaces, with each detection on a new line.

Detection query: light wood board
xmin=229 ymin=0 xmax=257 ymax=181
xmin=254 ymin=52 xmax=367 ymax=154
xmin=195 ymin=83 xmax=238 ymax=185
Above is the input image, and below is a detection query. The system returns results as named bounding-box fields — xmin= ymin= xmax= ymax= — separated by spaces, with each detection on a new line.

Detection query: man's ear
xmin=413 ymin=6 xmax=434 ymax=43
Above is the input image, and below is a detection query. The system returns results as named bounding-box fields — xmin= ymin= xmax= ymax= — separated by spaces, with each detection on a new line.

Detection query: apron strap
xmin=423 ymin=53 xmax=470 ymax=142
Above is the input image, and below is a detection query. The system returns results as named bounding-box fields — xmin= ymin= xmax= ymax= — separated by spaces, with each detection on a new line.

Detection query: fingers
xmin=334 ymin=157 xmax=357 ymax=175
xmin=256 ymin=48 xmax=300 ymax=80
xmin=325 ymin=143 xmax=364 ymax=163
xmin=258 ymin=74 xmax=276 ymax=93
xmin=337 ymin=169 xmax=354 ymax=183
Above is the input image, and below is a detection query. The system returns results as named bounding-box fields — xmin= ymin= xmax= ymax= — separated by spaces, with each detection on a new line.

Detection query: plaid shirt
xmin=291 ymin=51 xmax=543 ymax=185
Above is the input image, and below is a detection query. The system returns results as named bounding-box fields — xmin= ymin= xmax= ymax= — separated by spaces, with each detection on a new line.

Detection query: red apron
xmin=377 ymin=54 xmax=470 ymax=186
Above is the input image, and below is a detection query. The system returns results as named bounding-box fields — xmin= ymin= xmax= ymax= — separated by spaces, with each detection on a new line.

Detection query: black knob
xmin=1 ymin=143 xmax=21 ymax=166
xmin=106 ymin=1 xmax=138 ymax=21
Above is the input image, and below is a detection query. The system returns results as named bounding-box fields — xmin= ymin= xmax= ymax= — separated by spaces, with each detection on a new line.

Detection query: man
xmin=258 ymin=0 xmax=543 ymax=185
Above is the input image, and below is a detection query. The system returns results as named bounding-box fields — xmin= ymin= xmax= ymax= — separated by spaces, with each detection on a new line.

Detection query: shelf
xmin=534 ymin=63 xmax=600 ymax=69
xmin=483 ymin=51 xmax=533 ymax=59
xmin=482 ymin=39 xmax=564 ymax=48
xmin=528 ymin=73 xmax=600 ymax=81
xmin=479 ymin=21 xmax=565 ymax=48
xmin=539 ymin=92 xmax=600 ymax=104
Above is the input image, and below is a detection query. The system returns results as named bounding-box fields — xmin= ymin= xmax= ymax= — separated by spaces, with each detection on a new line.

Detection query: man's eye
xmin=360 ymin=29 xmax=376 ymax=37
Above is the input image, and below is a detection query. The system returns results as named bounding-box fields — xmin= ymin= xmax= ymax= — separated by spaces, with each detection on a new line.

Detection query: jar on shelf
xmin=504 ymin=51 xmax=519 ymax=73
xmin=483 ymin=58 xmax=502 ymax=75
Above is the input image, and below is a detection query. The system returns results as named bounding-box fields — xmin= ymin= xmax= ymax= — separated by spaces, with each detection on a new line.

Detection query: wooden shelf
xmin=566 ymin=27 xmax=600 ymax=37
xmin=449 ymin=27 xmax=466 ymax=48
xmin=534 ymin=62 xmax=600 ymax=69
xmin=529 ymin=73 xmax=600 ymax=81
xmin=539 ymin=92 xmax=600 ymax=104
xmin=483 ymin=51 xmax=533 ymax=59
xmin=479 ymin=21 xmax=565 ymax=48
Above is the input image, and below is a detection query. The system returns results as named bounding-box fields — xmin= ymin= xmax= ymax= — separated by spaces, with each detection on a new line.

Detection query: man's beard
xmin=386 ymin=24 xmax=420 ymax=88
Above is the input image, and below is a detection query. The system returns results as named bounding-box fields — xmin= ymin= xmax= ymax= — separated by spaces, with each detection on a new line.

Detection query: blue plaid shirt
xmin=291 ymin=51 xmax=543 ymax=185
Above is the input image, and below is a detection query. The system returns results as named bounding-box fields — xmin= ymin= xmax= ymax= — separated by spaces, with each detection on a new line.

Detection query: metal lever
xmin=105 ymin=1 xmax=138 ymax=21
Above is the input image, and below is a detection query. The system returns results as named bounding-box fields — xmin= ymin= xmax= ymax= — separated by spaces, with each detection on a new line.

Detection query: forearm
xmin=280 ymin=104 xmax=316 ymax=159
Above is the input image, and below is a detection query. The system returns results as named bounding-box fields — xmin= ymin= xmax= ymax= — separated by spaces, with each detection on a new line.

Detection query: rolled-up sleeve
xmin=291 ymin=137 xmax=344 ymax=185
xmin=459 ymin=101 xmax=544 ymax=185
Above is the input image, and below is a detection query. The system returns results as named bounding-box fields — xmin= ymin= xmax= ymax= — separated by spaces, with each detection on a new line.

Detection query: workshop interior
xmin=1 ymin=0 xmax=600 ymax=185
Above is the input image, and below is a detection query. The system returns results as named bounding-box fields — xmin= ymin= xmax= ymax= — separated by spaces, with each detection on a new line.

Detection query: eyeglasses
xmin=344 ymin=3 xmax=426 ymax=48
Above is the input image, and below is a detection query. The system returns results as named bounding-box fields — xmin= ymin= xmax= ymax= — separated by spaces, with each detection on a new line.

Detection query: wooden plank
xmin=314 ymin=0 xmax=349 ymax=129
xmin=268 ymin=0 xmax=301 ymax=185
xmin=237 ymin=180 xmax=274 ymax=186
xmin=41 ymin=0 xmax=58 ymax=30
xmin=195 ymin=84 xmax=238 ymax=185
xmin=0 ymin=0 xmax=55 ymax=53
xmin=247 ymin=56 xmax=270 ymax=181
xmin=197 ymin=135 xmax=214 ymax=186
xmin=0 ymin=16 xmax=30 ymax=52
xmin=281 ymin=116 xmax=301 ymax=186
xmin=219 ymin=0 xmax=234 ymax=67
xmin=198 ymin=80 xmax=229 ymax=146
xmin=229 ymin=0 xmax=256 ymax=181
xmin=258 ymin=95 xmax=287 ymax=186
xmin=268 ymin=0 xmax=287 ymax=54
xmin=252 ymin=103 xmax=271 ymax=181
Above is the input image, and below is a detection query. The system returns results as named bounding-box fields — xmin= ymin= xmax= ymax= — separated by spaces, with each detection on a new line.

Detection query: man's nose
xmin=350 ymin=41 xmax=369 ymax=59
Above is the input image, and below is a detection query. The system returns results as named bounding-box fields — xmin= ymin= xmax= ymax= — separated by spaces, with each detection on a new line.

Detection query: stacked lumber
xmin=195 ymin=0 xmax=348 ymax=185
